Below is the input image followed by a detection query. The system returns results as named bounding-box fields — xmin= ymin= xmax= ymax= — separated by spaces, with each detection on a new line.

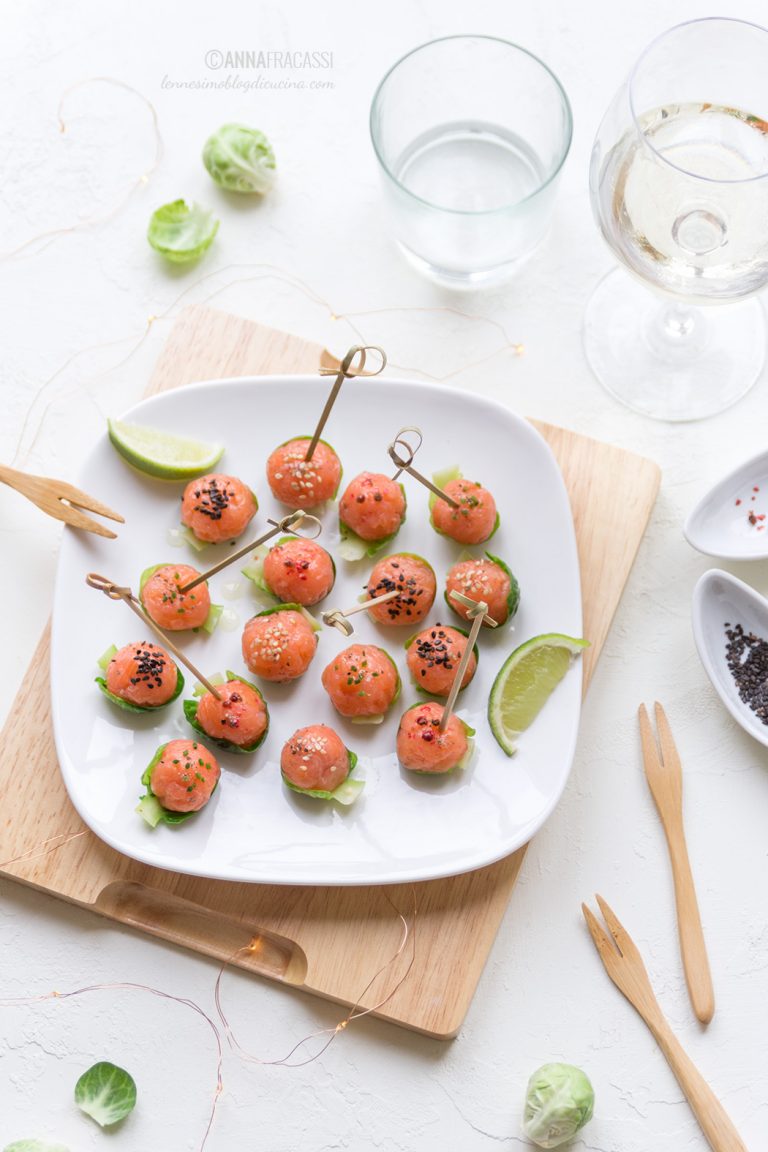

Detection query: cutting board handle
xmin=96 ymin=881 xmax=307 ymax=985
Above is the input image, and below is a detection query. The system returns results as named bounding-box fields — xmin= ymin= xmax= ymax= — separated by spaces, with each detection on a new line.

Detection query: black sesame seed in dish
xmin=724 ymin=621 xmax=768 ymax=725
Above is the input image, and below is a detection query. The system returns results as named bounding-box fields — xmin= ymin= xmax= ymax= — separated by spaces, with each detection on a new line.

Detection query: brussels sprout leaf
xmin=74 ymin=1061 xmax=137 ymax=1127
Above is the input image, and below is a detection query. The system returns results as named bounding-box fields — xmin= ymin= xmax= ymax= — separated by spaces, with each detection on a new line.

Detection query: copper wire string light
xmin=0 ymin=867 xmax=417 ymax=1149
xmin=0 ymin=77 xmax=162 ymax=263
xmin=213 ymin=886 xmax=418 ymax=1067
xmin=12 ymin=264 xmax=523 ymax=470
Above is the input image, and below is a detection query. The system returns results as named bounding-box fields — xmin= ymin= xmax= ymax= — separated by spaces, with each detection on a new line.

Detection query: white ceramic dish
xmin=684 ymin=450 xmax=768 ymax=560
xmin=692 ymin=568 xmax=768 ymax=749
xmin=51 ymin=375 xmax=583 ymax=886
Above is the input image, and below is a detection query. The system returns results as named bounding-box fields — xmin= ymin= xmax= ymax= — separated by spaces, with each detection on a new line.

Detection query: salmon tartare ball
xmin=266 ymin=438 xmax=341 ymax=508
xmin=365 ymin=553 xmax=436 ymax=625
xmin=396 ymin=703 xmax=473 ymax=774
xmin=431 ymin=478 xmax=497 ymax=545
xmin=262 ymin=538 xmax=335 ymax=606
xmin=147 ymin=739 xmax=220 ymax=813
xmin=140 ymin=564 xmax=211 ymax=631
xmin=187 ymin=676 xmax=269 ymax=752
xmin=339 ymin=473 xmax=406 ymax=543
xmin=281 ymin=724 xmax=352 ymax=793
xmin=321 ymin=644 xmax=400 ymax=719
xmin=101 ymin=641 xmax=181 ymax=709
xmin=181 ymin=473 xmax=257 ymax=544
xmin=241 ymin=607 xmax=318 ymax=682
xmin=406 ymin=624 xmax=478 ymax=696
xmin=446 ymin=553 xmax=519 ymax=627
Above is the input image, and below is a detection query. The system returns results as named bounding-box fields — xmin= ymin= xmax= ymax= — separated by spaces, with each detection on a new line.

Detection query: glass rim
xmin=629 ymin=16 xmax=768 ymax=185
xmin=369 ymin=34 xmax=573 ymax=217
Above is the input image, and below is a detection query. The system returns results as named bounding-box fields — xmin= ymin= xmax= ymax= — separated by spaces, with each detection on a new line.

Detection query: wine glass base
xmin=583 ymin=269 xmax=766 ymax=421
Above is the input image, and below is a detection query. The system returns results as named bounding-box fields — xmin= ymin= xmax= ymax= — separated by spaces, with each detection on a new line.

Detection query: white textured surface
xmin=2 ymin=1 xmax=768 ymax=1148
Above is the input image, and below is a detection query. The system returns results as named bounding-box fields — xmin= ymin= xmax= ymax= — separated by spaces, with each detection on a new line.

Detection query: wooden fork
xmin=639 ymin=702 xmax=714 ymax=1024
xmin=583 ymin=895 xmax=747 ymax=1152
xmin=0 ymin=463 xmax=124 ymax=539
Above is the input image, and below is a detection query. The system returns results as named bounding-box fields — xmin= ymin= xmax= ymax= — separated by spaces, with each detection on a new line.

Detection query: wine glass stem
xmin=646 ymin=300 xmax=709 ymax=359
xmin=662 ymin=303 xmax=697 ymax=338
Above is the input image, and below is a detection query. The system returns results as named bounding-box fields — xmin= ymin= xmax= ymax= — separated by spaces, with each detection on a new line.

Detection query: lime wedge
xmin=488 ymin=633 xmax=589 ymax=756
xmin=107 ymin=418 xmax=224 ymax=480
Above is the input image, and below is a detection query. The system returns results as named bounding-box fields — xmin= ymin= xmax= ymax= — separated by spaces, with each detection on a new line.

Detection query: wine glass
xmin=585 ymin=18 xmax=768 ymax=421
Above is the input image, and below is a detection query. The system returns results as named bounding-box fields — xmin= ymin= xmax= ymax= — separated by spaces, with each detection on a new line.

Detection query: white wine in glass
xmin=586 ymin=19 xmax=768 ymax=421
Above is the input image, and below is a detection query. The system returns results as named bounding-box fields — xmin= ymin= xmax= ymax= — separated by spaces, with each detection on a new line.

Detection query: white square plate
xmin=51 ymin=376 xmax=583 ymax=885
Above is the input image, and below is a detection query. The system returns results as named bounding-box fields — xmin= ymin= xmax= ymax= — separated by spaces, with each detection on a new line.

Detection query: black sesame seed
xmin=725 ymin=621 xmax=768 ymax=725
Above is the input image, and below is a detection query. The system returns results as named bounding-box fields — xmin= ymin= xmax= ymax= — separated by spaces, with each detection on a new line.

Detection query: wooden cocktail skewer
xmin=305 ymin=344 xmax=387 ymax=461
xmin=178 ymin=510 xmax=322 ymax=594
xmin=86 ymin=573 xmax=223 ymax=699
xmin=448 ymin=590 xmax=500 ymax=624
xmin=439 ymin=591 xmax=498 ymax=732
xmin=388 ymin=426 xmax=422 ymax=480
xmin=387 ymin=427 xmax=460 ymax=509
xmin=322 ymin=589 xmax=400 ymax=637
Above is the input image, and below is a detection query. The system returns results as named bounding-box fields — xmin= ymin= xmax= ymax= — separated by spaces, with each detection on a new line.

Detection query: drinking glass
xmin=369 ymin=35 xmax=572 ymax=286
xmin=586 ymin=18 xmax=768 ymax=421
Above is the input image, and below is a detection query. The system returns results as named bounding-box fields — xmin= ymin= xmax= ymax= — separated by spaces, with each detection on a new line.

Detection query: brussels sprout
xmin=202 ymin=124 xmax=276 ymax=194
xmin=147 ymin=200 xmax=219 ymax=263
xmin=522 ymin=1063 xmax=594 ymax=1148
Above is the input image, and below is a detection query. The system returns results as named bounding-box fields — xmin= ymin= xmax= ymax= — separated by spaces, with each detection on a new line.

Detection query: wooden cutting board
xmin=0 ymin=306 xmax=660 ymax=1038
